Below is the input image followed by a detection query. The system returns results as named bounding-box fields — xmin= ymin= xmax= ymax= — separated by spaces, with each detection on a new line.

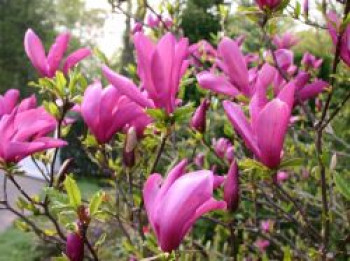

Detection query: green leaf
xmin=89 ymin=191 xmax=104 ymax=216
xmin=173 ymin=103 xmax=194 ymax=123
xmin=95 ymin=233 xmax=107 ymax=248
xmin=52 ymin=255 xmax=69 ymax=261
xmin=334 ymin=172 xmax=350 ymax=200
xmin=279 ymin=158 xmax=304 ymax=168
xmin=146 ymin=108 xmax=167 ymax=122
xmin=64 ymin=175 xmax=81 ymax=209
xmin=294 ymin=2 xmax=301 ymax=18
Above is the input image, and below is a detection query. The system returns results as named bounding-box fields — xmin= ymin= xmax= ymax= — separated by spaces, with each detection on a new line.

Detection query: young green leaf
xmin=64 ymin=175 xmax=82 ymax=209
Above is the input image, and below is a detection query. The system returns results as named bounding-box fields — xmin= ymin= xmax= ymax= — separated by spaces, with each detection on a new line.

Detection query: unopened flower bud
xmin=224 ymin=161 xmax=239 ymax=212
xmin=132 ymin=22 xmax=143 ymax=34
xmin=303 ymin=0 xmax=309 ymax=18
xmin=194 ymin=153 xmax=205 ymax=168
xmin=190 ymin=99 xmax=210 ymax=133
xmin=276 ymin=171 xmax=289 ymax=184
xmin=123 ymin=127 xmax=138 ymax=167
xmin=66 ymin=232 xmax=84 ymax=261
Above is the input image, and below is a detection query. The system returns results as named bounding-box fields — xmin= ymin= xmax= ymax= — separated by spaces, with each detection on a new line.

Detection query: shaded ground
xmin=0 ymin=175 xmax=44 ymax=232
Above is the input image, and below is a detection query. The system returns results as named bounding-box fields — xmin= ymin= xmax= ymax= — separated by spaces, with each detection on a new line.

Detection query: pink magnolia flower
xmin=24 ymin=29 xmax=91 ymax=78
xmin=81 ymin=81 xmax=151 ymax=144
xmin=147 ymin=14 xmax=160 ymax=28
xmin=224 ymin=161 xmax=240 ymax=212
xmin=194 ymin=153 xmax=205 ymax=168
xmin=0 ymin=89 xmax=20 ymax=118
xmin=301 ymin=52 xmax=323 ymax=69
xmin=143 ymin=159 xmax=226 ymax=252
xmin=164 ymin=18 xmax=174 ymax=28
xmin=66 ymin=232 xmax=84 ymax=261
xmin=223 ymin=80 xmax=295 ymax=169
xmin=256 ymin=0 xmax=282 ymax=11
xmin=303 ymin=0 xmax=309 ymax=17
xmin=132 ymin=22 xmax=143 ymax=34
xmin=190 ymin=99 xmax=210 ymax=133
xmin=327 ymin=11 xmax=350 ymax=66
xmin=197 ymin=37 xmax=251 ymax=97
xmin=261 ymin=220 xmax=273 ymax=233
xmin=272 ymin=33 xmax=299 ymax=49
xmin=103 ymin=33 xmax=189 ymax=115
xmin=269 ymin=64 xmax=328 ymax=104
xmin=189 ymin=40 xmax=217 ymax=66
xmin=0 ymin=97 xmax=67 ymax=163
xmin=212 ymin=138 xmax=234 ymax=162
xmin=292 ymin=71 xmax=328 ymax=103
xmin=276 ymin=171 xmax=289 ymax=183
xmin=255 ymin=239 xmax=270 ymax=252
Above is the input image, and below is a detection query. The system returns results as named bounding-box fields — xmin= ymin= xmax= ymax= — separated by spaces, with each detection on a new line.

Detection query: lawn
xmin=0 ymin=178 xmax=101 ymax=261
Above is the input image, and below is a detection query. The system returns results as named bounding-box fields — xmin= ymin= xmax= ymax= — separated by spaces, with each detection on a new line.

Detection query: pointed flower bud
xmin=224 ymin=161 xmax=240 ymax=212
xmin=123 ymin=127 xmax=138 ymax=167
xmin=66 ymin=232 xmax=84 ymax=261
xmin=190 ymin=99 xmax=210 ymax=133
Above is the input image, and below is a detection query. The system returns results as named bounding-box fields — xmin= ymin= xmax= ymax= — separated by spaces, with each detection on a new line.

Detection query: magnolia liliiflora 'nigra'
xmin=143 ymin=159 xmax=226 ymax=252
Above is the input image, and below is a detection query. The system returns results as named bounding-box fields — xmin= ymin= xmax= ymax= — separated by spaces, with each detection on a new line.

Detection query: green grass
xmin=0 ymin=227 xmax=41 ymax=261
xmin=0 ymin=178 xmax=101 ymax=261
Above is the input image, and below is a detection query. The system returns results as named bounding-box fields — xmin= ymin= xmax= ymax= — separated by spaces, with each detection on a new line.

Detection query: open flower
xmin=301 ymin=52 xmax=323 ymax=69
xmin=327 ymin=11 xmax=350 ymax=67
xmin=24 ymin=28 xmax=91 ymax=78
xmin=143 ymin=159 xmax=226 ymax=252
xmin=272 ymin=33 xmax=299 ymax=49
xmin=0 ymin=89 xmax=20 ymax=119
xmin=81 ymin=81 xmax=151 ymax=144
xmin=223 ymin=80 xmax=295 ymax=169
xmin=0 ymin=97 xmax=67 ymax=163
xmin=197 ymin=37 xmax=250 ymax=97
xmin=103 ymin=33 xmax=189 ymax=115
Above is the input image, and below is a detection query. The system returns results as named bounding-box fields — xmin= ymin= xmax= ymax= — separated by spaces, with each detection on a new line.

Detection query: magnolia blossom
xmin=272 ymin=33 xmax=299 ymax=49
xmin=255 ymin=239 xmax=270 ymax=252
xmin=194 ymin=153 xmax=205 ymax=168
xmin=80 ymin=82 xmax=151 ymax=144
xmin=327 ymin=11 xmax=350 ymax=66
xmin=147 ymin=14 xmax=160 ymax=28
xmin=223 ymin=79 xmax=295 ymax=168
xmin=132 ymin=22 xmax=143 ymax=34
xmin=24 ymin=29 xmax=91 ymax=77
xmin=303 ymin=0 xmax=309 ymax=17
xmin=212 ymin=138 xmax=234 ymax=162
xmin=259 ymin=62 xmax=328 ymax=104
xmin=276 ymin=171 xmax=289 ymax=183
xmin=189 ymin=40 xmax=217 ymax=66
xmin=66 ymin=232 xmax=84 ymax=261
xmin=261 ymin=220 xmax=273 ymax=233
xmin=190 ymin=99 xmax=210 ymax=133
xmin=143 ymin=159 xmax=226 ymax=252
xmin=256 ymin=0 xmax=282 ymax=11
xmin=0 ymin=96 xmax=66 ymax=163
xmin=197 ymin=37 xmax=251 ymax=97
xmin=301 ymin=52 xmax=323 ymax=69
xmin=0 ymin=89 xmax=20 ymax=118
xmin=103 ymin=33 xmax=189 ymax=115
xmin=224 ymin=161 xmax=240 ymax=212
